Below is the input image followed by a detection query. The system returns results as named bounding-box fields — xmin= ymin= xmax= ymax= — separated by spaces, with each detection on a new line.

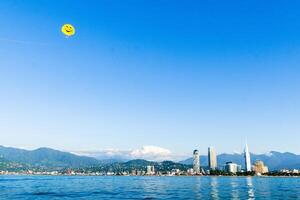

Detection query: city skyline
xmin=1 ymin=1 xmax=300 ymax=154
xmin=1 ymin=142 xmax=300 ymax=173
xmin=2 ymin=143 xmax=299 ymax=164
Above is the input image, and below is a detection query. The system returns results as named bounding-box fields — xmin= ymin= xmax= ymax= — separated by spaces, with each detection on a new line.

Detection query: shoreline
xmin=0 ymin=174 xmax=299 ymax=178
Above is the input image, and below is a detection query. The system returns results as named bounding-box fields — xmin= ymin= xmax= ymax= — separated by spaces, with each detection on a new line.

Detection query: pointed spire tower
xmin=244 ymin=142 xmax=252 ymax=172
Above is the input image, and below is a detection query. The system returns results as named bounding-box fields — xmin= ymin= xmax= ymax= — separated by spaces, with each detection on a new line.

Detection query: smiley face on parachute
xmin=61 ymin=24 xmax=75 ymax=37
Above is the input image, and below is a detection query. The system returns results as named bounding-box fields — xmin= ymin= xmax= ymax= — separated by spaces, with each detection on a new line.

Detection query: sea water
xmin=0 ymin=175 xmax=300 ymax=199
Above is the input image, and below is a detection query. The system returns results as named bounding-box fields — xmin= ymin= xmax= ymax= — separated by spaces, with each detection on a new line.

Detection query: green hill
xmin=0 ymin=146 xmax=100 ymax=169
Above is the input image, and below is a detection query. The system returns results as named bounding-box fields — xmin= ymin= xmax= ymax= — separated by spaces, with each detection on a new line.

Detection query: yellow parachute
xmin=61 ymin=24 xmax=75 ymax=37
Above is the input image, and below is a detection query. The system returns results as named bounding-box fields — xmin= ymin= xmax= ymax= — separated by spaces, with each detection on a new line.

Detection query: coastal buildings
xmin=151 ymin=166 xmax=155 ymax=174
xmin=253 ymin=160 xmax=269 ymax=174
xmin=280 ymin=169 xmax=299 ymax=174
xmin=244 ymin=143 xmax=252 ymax=172
xmin=224 ymin=162 xmax=242 ymax=174
xmin=131 ymin=169 xmax=137 ymax=176
xmin=187 ymin=168 xmax=194 ymax=175
xmin=225 ymin=162 xmax=237 ymax=173
xmin=208 ymin=147 xmax=217 ymax=170
xmin=193 ymin=149 xmax=200 ymax=174
xmin=146 ymin=165 xmax=155 ymax=175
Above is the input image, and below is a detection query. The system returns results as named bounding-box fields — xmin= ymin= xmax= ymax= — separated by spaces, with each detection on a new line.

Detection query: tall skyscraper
xmin=208 ymin=147 xmax=217 ymax=170
xmin=193 ymin=149 xmax=200 ymax=174
xmin=244 ymin=143 xmax=252 ymax=172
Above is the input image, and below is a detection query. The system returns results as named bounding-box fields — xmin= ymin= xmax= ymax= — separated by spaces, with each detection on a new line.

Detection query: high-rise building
xmin=208 ymin=147 xmax=217 ymax=170
xmin=193 ymin=149 xmax=200 ymax=174
xmin=244 ymin=142 xmax=252 ymax=172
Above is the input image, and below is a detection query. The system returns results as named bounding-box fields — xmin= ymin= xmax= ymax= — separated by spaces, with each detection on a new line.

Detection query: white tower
xmin=193 ymin=149 xmax=200 ymax=174
xmin=244 ymin=143 xmax=251 ymax=172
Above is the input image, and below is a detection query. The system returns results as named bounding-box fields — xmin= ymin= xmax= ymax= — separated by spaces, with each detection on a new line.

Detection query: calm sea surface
xmin=0 ymin=175 xmax=300 ymax=199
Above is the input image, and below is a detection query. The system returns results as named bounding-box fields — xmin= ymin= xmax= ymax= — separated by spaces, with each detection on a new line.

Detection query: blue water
xmin=0 ymin=176 xmax=300 ymax=199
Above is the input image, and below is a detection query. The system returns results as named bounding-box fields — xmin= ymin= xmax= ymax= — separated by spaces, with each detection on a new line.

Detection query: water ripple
xmin=0 ymin=176 xmax=299 ymax=199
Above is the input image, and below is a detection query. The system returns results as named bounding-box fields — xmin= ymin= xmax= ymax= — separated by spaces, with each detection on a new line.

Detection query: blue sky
xmin=1 ymin=0 xmax=300 ymax=155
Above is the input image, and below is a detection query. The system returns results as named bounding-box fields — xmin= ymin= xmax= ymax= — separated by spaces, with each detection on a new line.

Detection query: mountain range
xmin=0 ymin=145 xmax=100 ymax=169
xmin=0 ymin=145 xmax=300 ymax=171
